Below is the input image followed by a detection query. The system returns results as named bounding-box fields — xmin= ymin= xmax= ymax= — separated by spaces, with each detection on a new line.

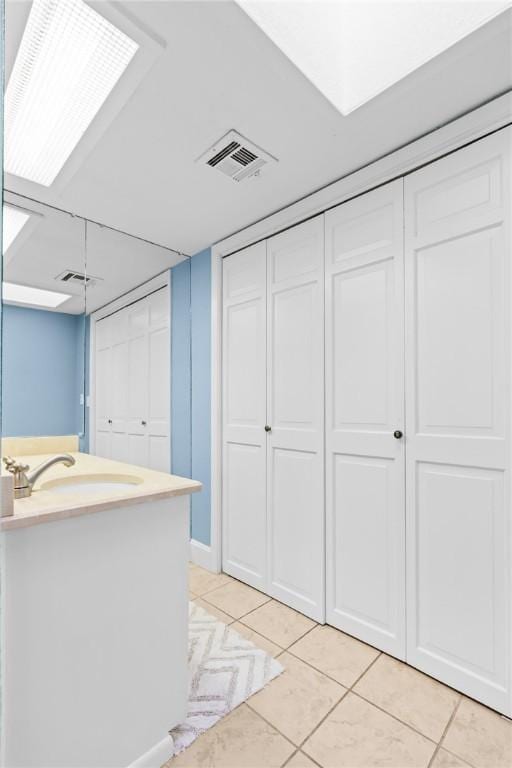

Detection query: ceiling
xmin=4 ymin=0 xmax=512 ymax=256
xmin=4 ymin=191 xmax=183 ymax=314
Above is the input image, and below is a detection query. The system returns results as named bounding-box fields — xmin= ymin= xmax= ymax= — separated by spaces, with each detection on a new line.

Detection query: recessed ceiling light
xmin=3 ymin=282 xmax=72 ymax=310
xmin=237 ymin=1 xmax=511 ymax=115
xmin=5 ymin=0 xmax=139 ymax=186
xmin=2 ymin=204 xmax=31 ymax=254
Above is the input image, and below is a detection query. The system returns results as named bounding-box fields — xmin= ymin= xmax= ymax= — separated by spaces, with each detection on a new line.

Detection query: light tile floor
xmin=167 ymin=564 xmax=512 ymax=768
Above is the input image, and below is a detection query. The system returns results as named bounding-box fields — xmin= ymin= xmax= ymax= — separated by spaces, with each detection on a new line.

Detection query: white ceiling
xmin=4 ymin=0 xmax=512 ymax=256
xmin=3 ymin=191 xmax=183 ymax=314
xmin=238 ymin=1 xmax=510 ymax=115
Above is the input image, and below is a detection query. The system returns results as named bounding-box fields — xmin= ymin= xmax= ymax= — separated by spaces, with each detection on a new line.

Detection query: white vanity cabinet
xmin=0 ymin=462 xmax=199 ymax=768
xmin=221 ymin=126 xmax=512 ymax=716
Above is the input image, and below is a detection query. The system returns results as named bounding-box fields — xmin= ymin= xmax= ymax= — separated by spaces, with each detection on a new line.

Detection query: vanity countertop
xmin=0 ymin=452 xmax=201 ymax=531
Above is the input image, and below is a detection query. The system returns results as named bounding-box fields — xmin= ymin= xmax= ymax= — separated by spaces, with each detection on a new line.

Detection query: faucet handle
xmin=3 ymin=457 xmax=29 ymax=474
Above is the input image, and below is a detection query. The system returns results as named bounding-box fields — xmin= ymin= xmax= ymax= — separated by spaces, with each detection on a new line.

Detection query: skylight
xmin=5 ymin=0 xmax=139 ymax=186
xmin=2 ymin=205 xmax=31 ymax=254
xmin=2 ymin=282 xmax=72 ymax=310
xmin=238 ymin=1 xmax=510 ymax=115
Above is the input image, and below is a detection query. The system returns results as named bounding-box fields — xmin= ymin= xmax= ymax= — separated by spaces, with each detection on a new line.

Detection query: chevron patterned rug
xmin=170 ymin=601 xmax=284 ymax=755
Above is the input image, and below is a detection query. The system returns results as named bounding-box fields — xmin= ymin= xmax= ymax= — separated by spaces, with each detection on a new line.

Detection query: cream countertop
xmin=0 ymin=451 xmax=201 ymax=531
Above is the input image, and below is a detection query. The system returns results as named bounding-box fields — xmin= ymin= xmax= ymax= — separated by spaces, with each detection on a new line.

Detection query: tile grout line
xmin=426 ymin=696 xmax=471 ymax=768
xmin=349 ymin=690 xmax=438 ymax=748
xmin=234 ymin=600 xmax=470 ymax=753
xmin=195 ymin=574 xmax=440 ymax=754
xmin=247 ymin=618 xmax=320 ymax=653
xmin=190 ymin=568 xmax=485 ymax=768
xmin=283 ymin=640 xmax=456 ymax=752
xmin=281 ymin=747 xmax=323 ymax=768
xmin=295 ymin=651 xmax=384 ymax=756
xmin=440 ymin=746 xmax=477 ymax=768
xmin=199 ymin=593 xmax=272 ymax=622
xmin=284 ymin=642 xmax=380 ymax=686
xmin=280 ymin=748 xmax=300 ymax=768
xmin=195 ymin=587 xmax=318 ymax=648
xmin=192 ymin=571 xmax=317 ymax=647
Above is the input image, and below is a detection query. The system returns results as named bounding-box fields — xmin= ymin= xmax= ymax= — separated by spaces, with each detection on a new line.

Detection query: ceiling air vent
xmin=197 ymin=130 xmax=277 ymax=182
xmin=55 ymin=270 xmax=102 ymax=286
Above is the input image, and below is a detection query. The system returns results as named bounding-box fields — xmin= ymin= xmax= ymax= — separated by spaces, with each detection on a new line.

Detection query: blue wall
xmin=190 ymin=249 xmax=211 ymax=545
xmin=1 ymin=255 xmax=213 ymax=544
xmin=171 ymin=261 xmax=191 ymax=478
xmin=170 ymin=253 xmax=212 ymax=544
xmin=2 ymin=305 xmax=84 ymax=437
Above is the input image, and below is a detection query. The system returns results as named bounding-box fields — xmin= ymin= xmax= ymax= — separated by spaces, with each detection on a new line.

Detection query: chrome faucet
xmin=3 ymin=454 xmax=76 ymax=499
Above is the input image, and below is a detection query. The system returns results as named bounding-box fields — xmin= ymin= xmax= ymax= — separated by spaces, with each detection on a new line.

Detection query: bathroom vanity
xmin=0 ymin=445 xmax=201 ymax=768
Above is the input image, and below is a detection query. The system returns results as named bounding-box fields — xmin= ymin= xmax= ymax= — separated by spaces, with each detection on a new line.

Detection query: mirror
xmin=84 ymin=222 xmax=191 ymax=476
xmin=1 ymin=192 xmax=86 ymax=451
xmin=1 ymin=193 xmax=192 ymax=477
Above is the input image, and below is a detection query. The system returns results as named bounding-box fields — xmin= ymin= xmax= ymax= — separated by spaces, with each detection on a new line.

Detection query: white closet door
xmin=405 ymin=129 xmax=511 ymax=715
xmin=94 ymin=286 xmax=170 ymax=473
xmin=267 ymin=217 xmax=325 ymax=621
xmin=325 ymin=180 xmax=406 ymax=656
xmin=109 ymin=309 xmax=129 ymax=464
xmin=222 ymin=242 xmax=267 ymax=591
xmin=95 ymin=315 xmax=113 ymax=460
xmin=126 ymin=299 xmax=150 ymax=468
xmin=147 ymin=290 xmax=171 ymax=472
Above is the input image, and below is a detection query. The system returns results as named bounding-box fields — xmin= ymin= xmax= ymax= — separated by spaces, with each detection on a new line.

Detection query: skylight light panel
xmin=238 ymin=1 xmax=510 ymax=115
xmin=2 ymin=282 xmax=72 ymax=310
xmin=2 ymin=205 xmax=31 ymax=254
xmin=5 ymin=0 xmax=139 ymax=186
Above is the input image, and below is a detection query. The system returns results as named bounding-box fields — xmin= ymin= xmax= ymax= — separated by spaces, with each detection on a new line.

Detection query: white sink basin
xmin=41 ymin=474 xmax=143 ymax=495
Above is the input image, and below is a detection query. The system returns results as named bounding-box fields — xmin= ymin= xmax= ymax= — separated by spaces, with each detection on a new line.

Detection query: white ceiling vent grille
xmin=55 ymin=270 xmax=102 ymax=286
xmin=197 ymin=130 xmax=277 ymax=182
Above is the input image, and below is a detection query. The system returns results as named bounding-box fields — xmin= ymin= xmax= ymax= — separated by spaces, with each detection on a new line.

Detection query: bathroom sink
xmin=40 ymin=473 xmax=143 ymax=495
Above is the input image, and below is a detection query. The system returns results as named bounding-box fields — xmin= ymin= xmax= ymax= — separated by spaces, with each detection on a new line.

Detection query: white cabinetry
xmin=325 ymin=179 xmax=406 ymax=658
xmin=94 ymin=287 xmax=170 ymax=472
xmin=404 ymin=130 xmax=511 ymax=714
xmin=220 ymin=127 xmax=512 ymax=715
xmin=222 ymin=218 xmax=325 ymax=621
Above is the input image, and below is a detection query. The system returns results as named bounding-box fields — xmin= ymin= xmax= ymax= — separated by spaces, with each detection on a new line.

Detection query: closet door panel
xmin=95 ymin=315 xmax=113 ymax=459
xmin=126 ymin=303 xmax=149 ymax=468
xmin=325 ymin=180 xmax=405 ymax=657
xmin=93 ymin=286 xmax=170 ymax=472
xmin=147 ymin=290 xmax=171 ymax=472
xmin=267 ymin=217 xmax=324 ymax=621
xmin=222 ymin=243 xmax=267 ymax=590
xmin=148 ymin=323 xmax=170 ymax=471
xmin=405 ymin=129 xmax=511 ymax=715
xmin=109 ymin=311 xmax=129 ymax=463
xmin=95 ymin=346 xmax=112 ymax=459
xmin=415 ymin=464 xmax=505 ymax=683
xmin=110 ymin=340 xmax=129 ymax=464
xmin=333 ymin=455 xmax=397 ymax=632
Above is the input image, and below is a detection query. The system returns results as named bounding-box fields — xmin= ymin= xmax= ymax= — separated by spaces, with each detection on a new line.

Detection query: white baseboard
xmin=128 ymin=735 xmax=175 ymax=768
xmin=190 ymin=538 xmax=218 ymax=572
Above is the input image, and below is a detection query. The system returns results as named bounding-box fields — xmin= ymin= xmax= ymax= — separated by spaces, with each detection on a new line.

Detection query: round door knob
xmin=141 ymin=420 xmax=147 ymax=426
xmin=264 ymin=425 xmax=272 ymax=432
xmin=393 ymin=430 xmax=403 ymax=439
xmin=108 ymin=419 xmax=112 ymax=425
